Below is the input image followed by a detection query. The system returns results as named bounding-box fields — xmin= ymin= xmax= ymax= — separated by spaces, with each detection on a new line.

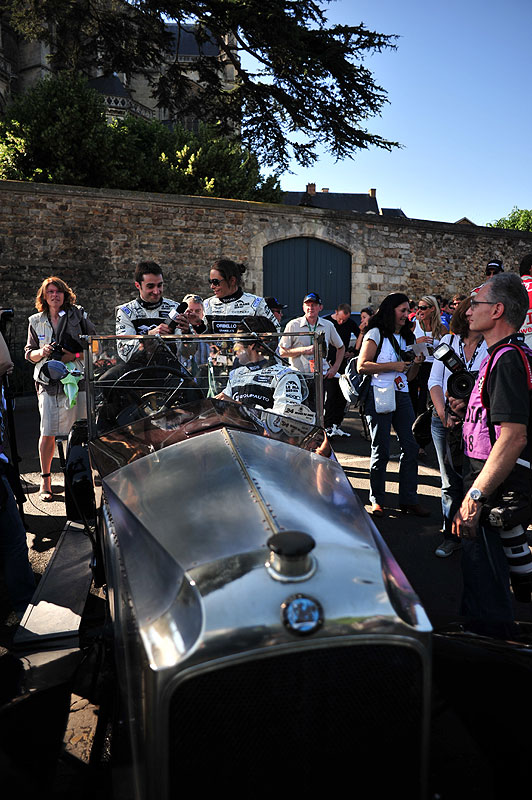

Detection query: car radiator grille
xmin=168 ymin=643 xmax=426 ymax=796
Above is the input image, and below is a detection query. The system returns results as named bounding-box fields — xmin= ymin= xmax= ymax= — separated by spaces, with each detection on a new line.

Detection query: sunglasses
xmin=210 ymin=278 xmax=225 ymax=286
xmin=417 ymin=305 xmax=432 ymax=311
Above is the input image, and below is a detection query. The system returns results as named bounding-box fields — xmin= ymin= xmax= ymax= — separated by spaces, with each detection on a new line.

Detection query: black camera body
xmin=482 ymin=491 xmax=531 ymax=530
xmin=49 ymin=340 xmax=65 ymax=360
xmin=401 ymin=349 xmax=416 ymax=363
xmin=433 ymin=341 xmax=477 ymax=400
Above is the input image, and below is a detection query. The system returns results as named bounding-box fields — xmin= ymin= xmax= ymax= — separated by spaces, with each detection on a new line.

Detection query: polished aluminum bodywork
xmin=84 ymin=335 xmax=432 ymax=799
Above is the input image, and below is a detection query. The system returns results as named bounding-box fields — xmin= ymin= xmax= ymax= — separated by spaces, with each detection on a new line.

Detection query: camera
xmin=482 ymin=491 xmax=531 ymax=529
xmin=401 ymin=349 xmax=416 ymax=363
xmin=49 ymin=340 xmax=65 ymax=360
xmin=433 ymin=341 xmax=477 ymax=400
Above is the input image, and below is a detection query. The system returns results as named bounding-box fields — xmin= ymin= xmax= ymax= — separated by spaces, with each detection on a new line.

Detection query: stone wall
xmin=2 ymin=178 xmax=532 ymax=355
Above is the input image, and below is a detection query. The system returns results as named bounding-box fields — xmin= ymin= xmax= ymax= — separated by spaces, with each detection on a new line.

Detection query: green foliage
xmin=0 ymin=71 xmax=111 ymax=185
xmin=0 ymin=72 xmax=282 ymax=201
xmin=488 ymin=208 xmax=532 ymax=232
xmin=4 ymin=0 xmax=399 ymax=170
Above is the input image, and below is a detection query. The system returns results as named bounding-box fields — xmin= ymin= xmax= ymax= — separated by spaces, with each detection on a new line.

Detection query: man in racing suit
xmin=115 ymin=262 xmax=190 ymax=363
xmin=452 ymin=272 xmax=532 ymax=636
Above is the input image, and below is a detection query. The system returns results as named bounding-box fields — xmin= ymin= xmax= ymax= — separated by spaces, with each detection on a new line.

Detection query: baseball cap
xmin=486 ymin=259 xmax=503 ymax=275
xmin=265 ymin=296 xmax=287 ymax=311
xmin=303 ymin=292 xmax=322 ymax=304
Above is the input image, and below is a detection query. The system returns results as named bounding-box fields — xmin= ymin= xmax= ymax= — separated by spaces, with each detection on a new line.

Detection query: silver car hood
xmin=103 ymin=427 xmax=377 ymax=570
xmin=103 ymin=427 xmax=430 ymax=669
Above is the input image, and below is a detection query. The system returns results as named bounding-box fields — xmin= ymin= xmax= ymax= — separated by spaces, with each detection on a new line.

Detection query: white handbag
xmin=373 ymin=384 xmax=396 ymax=414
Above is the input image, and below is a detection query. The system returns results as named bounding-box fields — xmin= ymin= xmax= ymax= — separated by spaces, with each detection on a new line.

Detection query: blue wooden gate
xmin=263 ymin=238 xmax=351 ymax=322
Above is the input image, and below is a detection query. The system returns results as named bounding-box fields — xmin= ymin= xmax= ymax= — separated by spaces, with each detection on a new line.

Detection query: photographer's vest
xmin=29 ymin=308 xmax=87 ymax=387
xmin=463 ymin=343 xmax=532 ymax=462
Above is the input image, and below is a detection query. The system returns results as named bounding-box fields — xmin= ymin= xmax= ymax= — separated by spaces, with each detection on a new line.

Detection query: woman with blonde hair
xmin=25 ymin=276 xmax=95 ymax=501
xmin=409 ymin=294 xmax=448 ymax=419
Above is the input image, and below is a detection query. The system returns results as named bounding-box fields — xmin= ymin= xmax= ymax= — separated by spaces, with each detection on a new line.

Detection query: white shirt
xmin=427 ymin=333 xmax=487 ymax=393
xmin=413 ymin=320 xmax=443 ymax=363
xmin=364 ymin=328 xmax=411 ymax=393
xmin=280 ymin=315 xmax=343 ymax=373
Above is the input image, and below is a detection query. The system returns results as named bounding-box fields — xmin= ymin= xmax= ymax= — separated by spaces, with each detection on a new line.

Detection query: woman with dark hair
xmin=25 ymin=276 xmax=95 ymax=501
xmin=428 ymin=297 xmax=487 ymax=557
xmin=354 ymin=306 xmax=375 ymax=354
xmin=204 ymin=259 xmax=280 ymax=334
xmin=357 ymin=293 xmax=427 ymax=518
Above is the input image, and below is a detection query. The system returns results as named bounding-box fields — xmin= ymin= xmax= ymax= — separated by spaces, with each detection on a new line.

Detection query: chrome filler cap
xmin=265 ymin=531 xmax=317 ymax=582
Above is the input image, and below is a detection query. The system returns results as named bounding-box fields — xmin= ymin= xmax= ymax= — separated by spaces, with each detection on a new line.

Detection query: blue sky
xmin=277 ymin=0 xmax=531 ymax=225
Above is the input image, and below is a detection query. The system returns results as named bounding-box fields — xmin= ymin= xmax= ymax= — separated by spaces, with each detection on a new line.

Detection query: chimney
xmin=369 ymin=188 xmax=377 ymax=198
xmin=306 ymin=182 xmax=316 ymax=195
xmin=321 ymin=187 xmax=329 ymax=193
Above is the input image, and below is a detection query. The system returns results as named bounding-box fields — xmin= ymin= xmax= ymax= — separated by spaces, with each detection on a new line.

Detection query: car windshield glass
xmin=82 ymin=332 xmax=324 ymax=441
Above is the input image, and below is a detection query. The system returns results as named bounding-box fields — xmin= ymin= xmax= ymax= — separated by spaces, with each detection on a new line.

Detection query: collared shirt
xmin=280 ymin=315 xmax=343 ymax=373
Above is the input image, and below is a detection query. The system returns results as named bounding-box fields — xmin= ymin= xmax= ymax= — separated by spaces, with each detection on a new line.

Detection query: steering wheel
xmin=99 ymin=364 xmax=205 ymax=430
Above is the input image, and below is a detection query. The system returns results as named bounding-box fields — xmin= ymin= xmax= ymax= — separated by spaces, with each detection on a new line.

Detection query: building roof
xmin=380 ymin=208 xmax=408 ymax=218
xmin=166 ymin=23 xmax=219 ymax=57
xmin=87 ymin=74 xmax=131 ymax=98
xmin=282 ymin=190 xmax=379 ymax=214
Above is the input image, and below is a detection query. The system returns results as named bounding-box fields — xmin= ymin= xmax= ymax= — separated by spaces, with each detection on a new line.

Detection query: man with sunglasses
xmin=451 ymin=272 xmax=532 ymax=635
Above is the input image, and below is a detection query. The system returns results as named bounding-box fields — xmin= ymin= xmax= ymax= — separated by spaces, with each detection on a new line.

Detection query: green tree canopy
xmin=0 ymin=72 xmax=283 ymax=201
xmin=0 ymin=71 xmax=111 ymax=185
xmin=488 ymin=208 xmax=532 ymax=232
xmin=4 ymin=0 xmax=399 ymax=170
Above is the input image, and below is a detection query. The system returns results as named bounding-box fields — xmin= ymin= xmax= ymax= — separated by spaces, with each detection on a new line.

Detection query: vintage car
xmin=0 ymin=331 xmax=447 ymax=797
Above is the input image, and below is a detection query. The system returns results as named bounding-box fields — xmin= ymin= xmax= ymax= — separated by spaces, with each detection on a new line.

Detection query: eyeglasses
xmin=210 ymin=278 xmax=225 ymax=286
xmin=470 ymin=299 xmax=497 ymax=308
xmin=417 ymin=305 xmax=432 ymax=311
xmin=183 ymin=294 xmax=203 ymax=303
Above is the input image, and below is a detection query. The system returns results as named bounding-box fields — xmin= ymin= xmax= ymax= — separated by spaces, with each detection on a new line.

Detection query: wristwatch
xmin=468 ymin=487 xmax=487 ymax=504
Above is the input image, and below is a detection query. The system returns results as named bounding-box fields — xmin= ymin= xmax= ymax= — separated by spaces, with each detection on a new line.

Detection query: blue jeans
xmin=0 ymin=474 xmax=35 ymax=614
xmin=364 ymin=387 xmax=419 ymax=506
xmin=431 ymin=415 xmax=464 ymax=538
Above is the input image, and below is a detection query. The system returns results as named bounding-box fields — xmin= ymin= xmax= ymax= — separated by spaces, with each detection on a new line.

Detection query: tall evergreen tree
xmin=4 ymin=0 xmax=399 ymax=170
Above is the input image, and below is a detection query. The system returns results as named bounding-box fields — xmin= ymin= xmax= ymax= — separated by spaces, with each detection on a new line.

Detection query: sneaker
xmin=326 ymin=424 xmax=340 ymax=437
xmin=335 ymin=426 xmax=351 ymax=437
xmin=435 ymin=538 xmax=462 ymax=558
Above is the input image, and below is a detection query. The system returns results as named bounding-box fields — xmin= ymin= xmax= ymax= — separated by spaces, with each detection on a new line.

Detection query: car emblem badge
xmin=281 ymin=594 xmax=323 ymax=635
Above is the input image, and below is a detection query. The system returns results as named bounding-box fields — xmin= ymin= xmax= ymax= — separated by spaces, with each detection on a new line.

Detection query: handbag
xmin=339 ymin=331 xmax=385 ymax=409
xmin=374 ymin=384 xmax=396 ymax=414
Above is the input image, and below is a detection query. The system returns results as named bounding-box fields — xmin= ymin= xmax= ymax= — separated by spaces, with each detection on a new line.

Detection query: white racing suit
xmin=115 ymin=296 xmax=183 ymax=363
xmin=204 ymin=290 xmax=280 ymax=335
xmin=223 ymin=360 xmax=307 ymax=415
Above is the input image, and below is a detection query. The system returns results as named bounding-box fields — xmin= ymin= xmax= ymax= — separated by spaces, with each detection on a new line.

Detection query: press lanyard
xmin=458 ymin=337 xmax=482 ymax=371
